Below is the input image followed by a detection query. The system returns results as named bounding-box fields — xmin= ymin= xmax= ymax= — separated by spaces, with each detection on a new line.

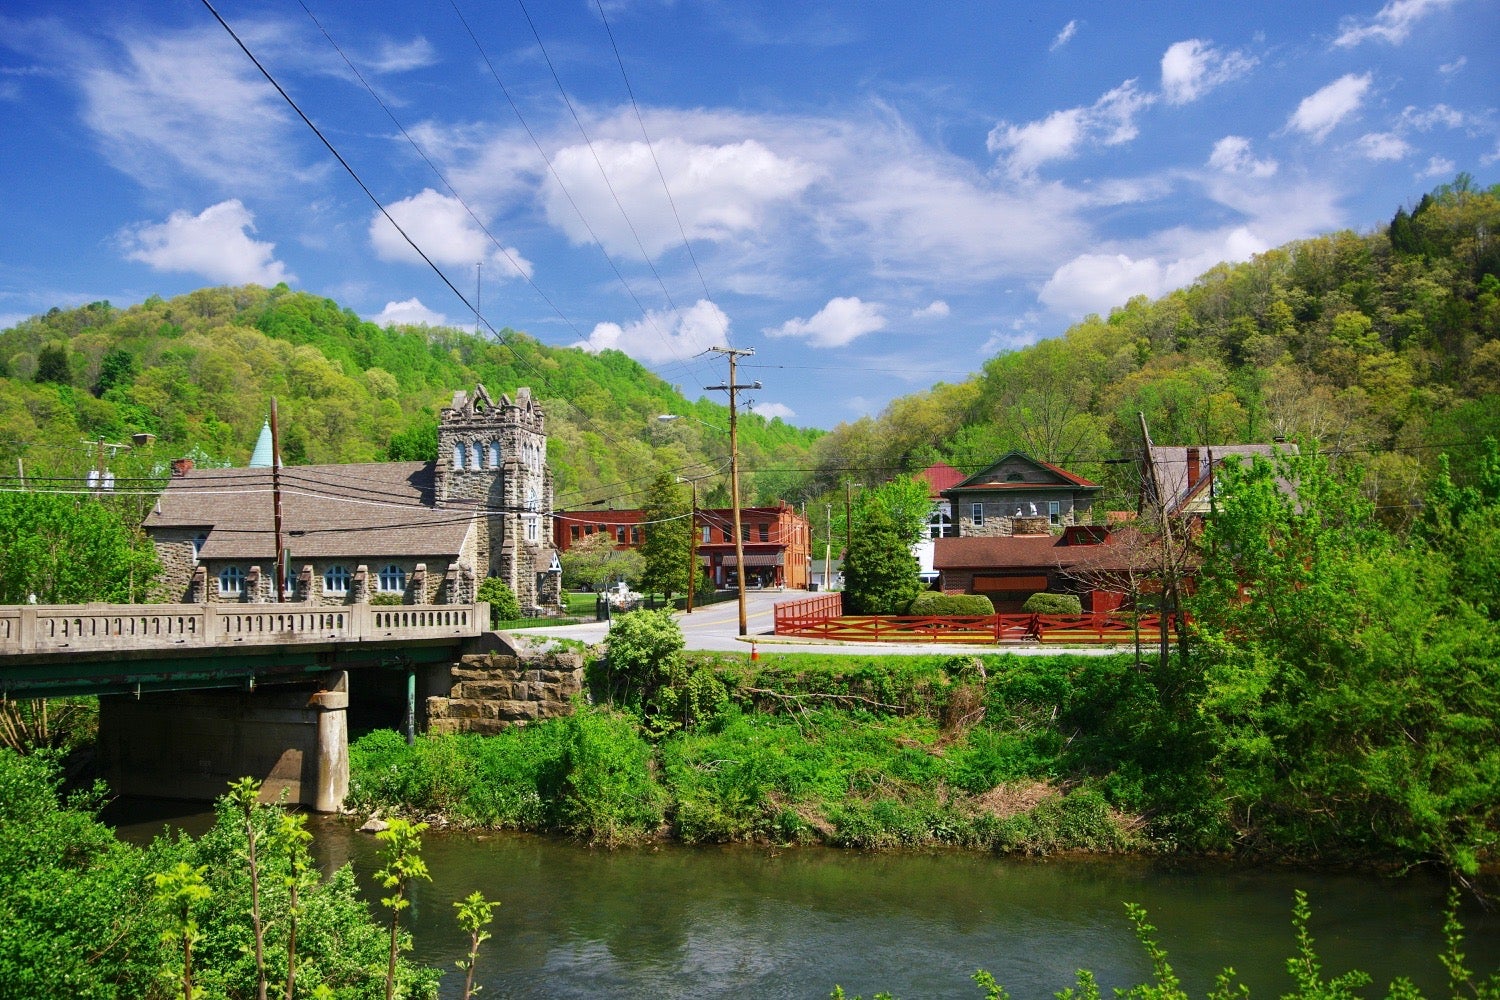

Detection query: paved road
xmin=509 ymin=588 xmax=1123 ymax=656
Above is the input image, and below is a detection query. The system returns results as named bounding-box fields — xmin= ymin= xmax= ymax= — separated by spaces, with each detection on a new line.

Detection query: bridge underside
xmin=99 ymin=672 xmax=352 ymax=811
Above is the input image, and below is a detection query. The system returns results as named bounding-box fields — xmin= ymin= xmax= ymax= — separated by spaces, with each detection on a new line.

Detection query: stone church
xmin=144 ymin=385 xmax=561 ymax=614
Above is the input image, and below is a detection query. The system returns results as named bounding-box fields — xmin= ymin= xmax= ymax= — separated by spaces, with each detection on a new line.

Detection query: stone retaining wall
xmin=425 ymin=648 xmax=585 ymax=735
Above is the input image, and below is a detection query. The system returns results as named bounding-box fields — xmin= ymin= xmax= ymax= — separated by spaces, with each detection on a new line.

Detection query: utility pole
xmin=824 ymin=503 xmax=832 ymax=591
xmin=682 ymin=476 xmax=698 ymax=613
xmin=271 ymin=398 xmax=287 ymax=603
xmin=706 ymin=347 xmax=759 ymax=637
xmin=844 ymin=481 xmax=861 ymax=567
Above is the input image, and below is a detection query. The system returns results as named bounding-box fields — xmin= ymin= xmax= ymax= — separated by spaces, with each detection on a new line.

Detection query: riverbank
xmin=348 ymin=646 xmax=1482 ymax=874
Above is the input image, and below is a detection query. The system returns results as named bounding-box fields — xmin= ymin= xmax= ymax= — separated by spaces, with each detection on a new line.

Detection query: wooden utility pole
xmin=684 ymin=477 xmax=698 ymax=613
xmin=706 ymin=347 xmax=758 ymax=637
xmin=271 ymin=398 xmax=287 ymax=603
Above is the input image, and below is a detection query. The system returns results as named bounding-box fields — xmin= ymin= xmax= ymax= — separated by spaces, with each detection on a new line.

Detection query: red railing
xmin=773 ymin=597 xmax=1177 ymax=645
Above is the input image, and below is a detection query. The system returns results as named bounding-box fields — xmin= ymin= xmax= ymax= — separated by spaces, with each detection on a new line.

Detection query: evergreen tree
xmin=842 ymin=504 xmax=920 ymax=615
xmin=638 ymin=472 xmax=691 ymax=599
xmin=33 ymin=342 xmax=70 ymax=385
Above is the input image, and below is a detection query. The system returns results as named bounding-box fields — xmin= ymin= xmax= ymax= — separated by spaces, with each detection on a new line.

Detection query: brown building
xmin=554 ymin=501 xmax=811 ymax=590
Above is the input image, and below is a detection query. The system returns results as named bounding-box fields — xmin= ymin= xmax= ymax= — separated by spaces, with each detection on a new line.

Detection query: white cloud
xmin=122 ymin=200 xmax=292 ymax=285
xmin=371 ymin=298 xmax=448 ymax=327
xmin=1160 ymin=39 xmax=1256 ymax=105
xmin=369 ymin=189 xmax=534 ymax=278
xmin=1354 ymin=132 xmax=1413 ymax=161
xmin=544 ymin=137 xmax=817 ymax=259
xmin=912 ymin=300 xmax=950 ymax=320
xmin=368 ymin=37 xmax=436 ymax=73
xmin=765 ymin=296 xmax=887 ymax=348
xmin=1208 ymin=136 xmax=1278 ymax=177
xmin=1440 ymin=56 xmax=1467 ymax=76
xmin=1401 ymin=103 xmax=1465 ymax=130
xmin=749 ymin=401 xmax=796 ymax=421
xmin=1050 ymin=20 xmax=1079 ymax=51
xmin=1334 ymin=0 xmax=1460 ymax=47
xmin=1039 ymin=227 xmax=1268 ymax=318
xmin=1421 ymin=155 xmax=1457 ymax=179
xmin=79 ymin=25 xmax=305 ymax=192
xmin=989 ymin=80 xmax=1154 ymax=177
xmin=574 ymin=299 xmax=728 ymax=364
xmin=1286 ymin=73 xmax=1372 ymax=141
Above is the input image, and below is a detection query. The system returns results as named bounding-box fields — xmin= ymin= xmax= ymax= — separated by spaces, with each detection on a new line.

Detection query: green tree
xmin=375 ymin=818 xmax=431 ymax=1000
xmin=477 ymin=576 xmax=521 ymax=625
xmin=94 ymin=347 xmax=138 ymax=397
xmin=561 ymin=530 xmax=643 ymax=592
xmin=842 ymin=505 xmax=920 ymax=615
xmin=453 ymin=891 xmax=499 ymax=1000
xmin=856 ymin=474 xmax=935 ymax=548
xmin=0 ymin=492 xmax=160 ymax=603
xmin=153 ymin=862 xmax=212 ymax=1000
xmin=33 ymin=342 xmax=71 ymax=385
xmin=638 ymin=472 xmax=691 ymax=599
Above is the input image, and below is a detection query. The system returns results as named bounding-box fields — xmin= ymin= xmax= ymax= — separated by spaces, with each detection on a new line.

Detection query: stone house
xmin=942 ymin=452 xmax=1102 ymax=537
xmin=144 ymin=385 xmax=561 ymax=613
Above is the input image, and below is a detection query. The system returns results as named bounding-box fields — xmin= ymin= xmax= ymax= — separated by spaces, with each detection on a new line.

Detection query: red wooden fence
xmin=773 ymin=595 xmax=1177 ymax=645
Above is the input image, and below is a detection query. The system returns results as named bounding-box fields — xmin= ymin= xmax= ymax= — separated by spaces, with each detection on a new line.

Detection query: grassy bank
xmin=349 ymin=650 xmax=1199 ymax=854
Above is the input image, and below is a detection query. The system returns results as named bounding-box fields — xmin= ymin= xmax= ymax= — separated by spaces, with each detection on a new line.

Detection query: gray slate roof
xmin=144 ymin=461 xmax=476 ymax=562
xmin=1146 ymin=443 xmax=1299 ymax=513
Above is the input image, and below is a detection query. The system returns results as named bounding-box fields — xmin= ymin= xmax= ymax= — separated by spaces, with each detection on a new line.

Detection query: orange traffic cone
xmin=750 ymin=641 xmax=759 ymax=661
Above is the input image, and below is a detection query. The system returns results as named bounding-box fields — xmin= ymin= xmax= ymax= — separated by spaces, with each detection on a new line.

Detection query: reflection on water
xmin=112 ymin=802 xmax=1500 ymax=1000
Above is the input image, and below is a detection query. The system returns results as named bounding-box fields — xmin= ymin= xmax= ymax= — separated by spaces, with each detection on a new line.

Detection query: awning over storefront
xmin=718 ymin=553 xmax=785 ymax=568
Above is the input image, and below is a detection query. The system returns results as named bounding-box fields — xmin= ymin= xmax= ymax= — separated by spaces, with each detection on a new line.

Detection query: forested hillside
xmin=805 ymin=176 xmax=1500 ymax=520
xmin=0 ymin=285 xmax=820 ymax=509
xmin=2 ymin=178 xmax=1495 ymax=527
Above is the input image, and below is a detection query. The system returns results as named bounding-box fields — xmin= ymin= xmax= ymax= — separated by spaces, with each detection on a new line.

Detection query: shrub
xmin=603 ymin=609 xmax=686 ymax=713
xmin=369 ymin=592 xmax=404 ymax=606
xmin=477 ymin=577 xmax=521 ymax=625
xmin=907 ymin=591 xmax=994 ymax=616
xmin=1021 ymin=592 xmax=1082 ymax=615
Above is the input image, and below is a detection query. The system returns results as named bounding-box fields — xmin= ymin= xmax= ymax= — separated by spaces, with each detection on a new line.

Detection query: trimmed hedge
xmin=1021 ymin=592 xmax=1082 ymax=615
xmin=907 ymin=591 xmax=995 ymax=616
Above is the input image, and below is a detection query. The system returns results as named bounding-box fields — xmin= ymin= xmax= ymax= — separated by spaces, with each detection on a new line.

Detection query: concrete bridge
xmin=0 ymin=602 xmax=490 ymax=812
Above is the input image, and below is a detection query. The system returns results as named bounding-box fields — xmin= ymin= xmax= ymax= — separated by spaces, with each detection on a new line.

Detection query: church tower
xmin=436 ymin=385 xmax=559 ymax=612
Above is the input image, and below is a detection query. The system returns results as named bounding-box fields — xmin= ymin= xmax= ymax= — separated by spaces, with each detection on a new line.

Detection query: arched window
xmin=452 ymin=442 xmax=465 ymax=470
xmin=469 ymin=441 xmax=482 ymax=469
xmin=323 ymin=565 xmax=351 ymax=595
xmin=488 ymin=440 xmax=501 ymax=467
xmin=378 ymin=564 xmax=406 ymax=593
xmin=218 ymin=566 xmax=245 ymax=597
xmin=527 ymin=487 xmax=539 ymax=512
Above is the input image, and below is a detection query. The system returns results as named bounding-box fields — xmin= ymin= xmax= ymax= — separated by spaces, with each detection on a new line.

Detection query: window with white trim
xmin=489 ymin=440 xmax=501 ymax=467
xmin=378 ymin=564 xmax=406 ymax=593
xmin=1048 ymin=500 xmax=1061 ymax=525
xmin=323 ymin=565 xmax=351 ymax=594
xmin=219 ymin=566 xmax=245 ymax=596
xmin=526 ymin=518 xmax=539 ymax=543
xmin=971 ymin=502 xmax=984 ymax=526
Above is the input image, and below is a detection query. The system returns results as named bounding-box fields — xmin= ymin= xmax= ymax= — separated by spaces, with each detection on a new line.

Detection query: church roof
xmin=144 ymin=461 xmax=476 ymax=561
xmin=248 ymin=421 xmax=277 ymax=468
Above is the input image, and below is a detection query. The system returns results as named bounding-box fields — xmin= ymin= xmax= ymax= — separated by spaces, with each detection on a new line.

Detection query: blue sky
xmin=1 ymin=1 xmax=1496 ymax=429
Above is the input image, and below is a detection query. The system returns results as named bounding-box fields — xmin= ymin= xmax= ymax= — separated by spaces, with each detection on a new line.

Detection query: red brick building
xmin=554 ymin=501 xmax=811 ymax=589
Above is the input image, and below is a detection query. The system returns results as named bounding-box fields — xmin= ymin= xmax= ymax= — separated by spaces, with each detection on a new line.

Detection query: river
xmin=112 ymin=802 xmax=1500 ymax=1000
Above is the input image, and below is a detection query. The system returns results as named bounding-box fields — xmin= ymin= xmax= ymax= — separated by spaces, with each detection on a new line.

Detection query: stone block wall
xmin=426 ymin=648 xmax=585 ymax=735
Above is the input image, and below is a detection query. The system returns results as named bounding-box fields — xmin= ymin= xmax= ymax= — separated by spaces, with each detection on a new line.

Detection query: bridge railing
xmin=0 ymin=602 xmax=488 ymax=655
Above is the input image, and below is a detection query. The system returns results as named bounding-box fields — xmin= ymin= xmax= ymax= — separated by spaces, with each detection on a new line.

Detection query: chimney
xmin=1186 ymin=447 xmax=1201 ymax=490
xmin=170 ymin=457 xmax=194 ymax=477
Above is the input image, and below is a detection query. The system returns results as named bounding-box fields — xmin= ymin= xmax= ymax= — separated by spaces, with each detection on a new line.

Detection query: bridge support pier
xmin=98 ymin=670 xmax=350 ymax=811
